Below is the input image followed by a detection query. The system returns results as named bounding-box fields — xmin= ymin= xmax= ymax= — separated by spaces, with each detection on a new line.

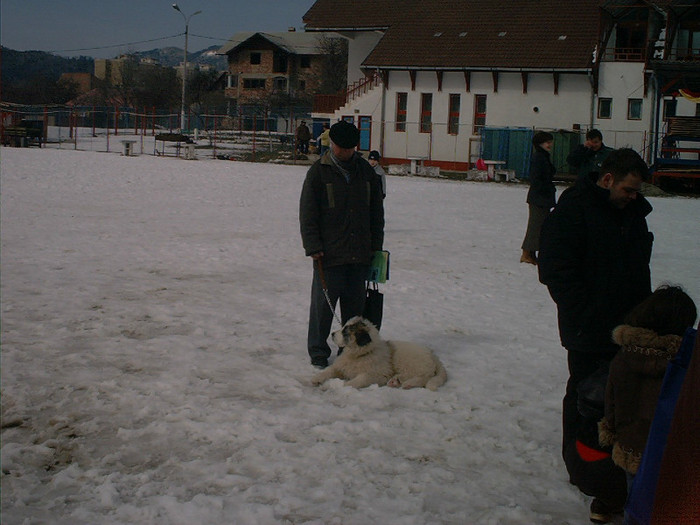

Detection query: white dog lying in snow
xmin=311 ymin=317 xmax=447 ymax=391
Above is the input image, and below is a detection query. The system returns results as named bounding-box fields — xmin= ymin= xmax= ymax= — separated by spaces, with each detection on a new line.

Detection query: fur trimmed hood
xmin=611 ymin=325 xmax=682 ymax=377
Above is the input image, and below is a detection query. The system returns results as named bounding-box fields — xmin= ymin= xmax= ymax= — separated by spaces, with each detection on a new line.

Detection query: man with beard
xmin=539 ymin=148 xmax=653 ymax=523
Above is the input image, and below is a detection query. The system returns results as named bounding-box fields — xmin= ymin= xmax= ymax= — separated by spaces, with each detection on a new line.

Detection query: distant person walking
xmin=520 ymin=131 xmax=556 ymax=265
xmin=567 ymin=129 xmax=614 ymax=181
xmin=296 ymin=120 xmax=311 ymax=154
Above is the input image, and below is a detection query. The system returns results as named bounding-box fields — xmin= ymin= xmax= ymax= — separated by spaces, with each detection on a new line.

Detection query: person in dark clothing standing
xmin=299 ymin=120 xmax=385 ymax=369
xmin=520 ymin=131 xmax=557 ymax=265
xmin=538 ymin=148 xmax=653 ymax=523
xmin=296 ymin=121 xmax=311 ymax=154
xmin=567 ymin=129 xmax=614 ymax=181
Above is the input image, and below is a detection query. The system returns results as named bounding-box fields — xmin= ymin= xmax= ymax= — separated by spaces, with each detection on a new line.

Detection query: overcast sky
xmin=1 ymin=0 xmax=317 ymax=58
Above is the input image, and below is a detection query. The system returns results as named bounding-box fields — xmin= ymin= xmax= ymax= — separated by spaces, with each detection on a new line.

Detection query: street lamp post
xmin=172 ymin=3 xmax=202 ymax=132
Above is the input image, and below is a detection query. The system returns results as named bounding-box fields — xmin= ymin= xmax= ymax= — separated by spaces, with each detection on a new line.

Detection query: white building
xmin=303 ymin=0 xmax=700 ymax=176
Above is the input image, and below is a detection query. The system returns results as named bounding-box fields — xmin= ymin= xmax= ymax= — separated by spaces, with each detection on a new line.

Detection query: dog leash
xmin=316 ymin=258 xmax=342 ymax=326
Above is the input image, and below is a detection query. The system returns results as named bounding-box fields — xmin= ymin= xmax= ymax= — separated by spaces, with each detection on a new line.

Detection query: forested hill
xmin=1 ymin=47 xmax=94 ymax=85
xmin=1 ymin=45 xmax=225 ymax=86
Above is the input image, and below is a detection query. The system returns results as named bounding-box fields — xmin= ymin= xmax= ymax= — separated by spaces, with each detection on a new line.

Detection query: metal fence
xmin=0 ymin=104 xmax=318 ymax=159
xmin=2 ymin=104 xmax=659 ymax=174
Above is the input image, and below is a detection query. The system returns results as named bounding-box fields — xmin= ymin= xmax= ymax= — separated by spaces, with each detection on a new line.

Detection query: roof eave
xmin=363 ymin=65 xmax=593 ymax=73
xmin=304 ymin=26 xmax=389 ymax=32
xmin=217 ymin=32 xmax=299 ymax=56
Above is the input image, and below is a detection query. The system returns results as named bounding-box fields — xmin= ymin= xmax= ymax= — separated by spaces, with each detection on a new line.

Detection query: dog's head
xmin=331 ymin=316 xmax=379 ymax=355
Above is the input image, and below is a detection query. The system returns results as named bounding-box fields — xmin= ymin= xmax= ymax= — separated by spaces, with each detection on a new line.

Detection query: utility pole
xmin=172 ymin=4 xmax=202 ymax=132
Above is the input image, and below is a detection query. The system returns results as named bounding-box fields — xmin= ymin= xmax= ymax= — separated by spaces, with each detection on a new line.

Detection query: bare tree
xmin=186 ymin=68 xmax=227 ymax=111
xmin=136 ymin=66 xmax=180 ymax=109
xmin=316 ymin=35 xmax=348 ymax=93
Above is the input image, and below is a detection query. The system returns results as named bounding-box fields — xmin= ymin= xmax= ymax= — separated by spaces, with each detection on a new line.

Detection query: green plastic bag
xmin=367 ymin=250 xmax=390 ymax=283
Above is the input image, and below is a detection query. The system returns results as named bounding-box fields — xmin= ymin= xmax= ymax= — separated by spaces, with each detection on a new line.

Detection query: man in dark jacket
xmin=567 ymin=129 xmax=614 ymax=181
xmin=538 ymin=148 xmax=653 ymax=520
xmin=296 ymin=121 xmax=311 ymax=154
xmin=299 ymin=120 xmax=385 ymax=368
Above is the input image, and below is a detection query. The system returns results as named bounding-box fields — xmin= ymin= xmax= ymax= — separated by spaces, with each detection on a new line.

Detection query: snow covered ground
xmin=1 ymin=146 xmax=698 ymax=525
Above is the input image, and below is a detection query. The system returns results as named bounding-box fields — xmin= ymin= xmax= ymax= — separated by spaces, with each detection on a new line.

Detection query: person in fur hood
xmin=599 ymin=286 xmax=697 ymax=482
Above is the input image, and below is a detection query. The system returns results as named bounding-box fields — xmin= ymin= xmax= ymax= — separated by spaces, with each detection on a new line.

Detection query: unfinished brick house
xmin=218 ymin=30 xmax=340 ymax=109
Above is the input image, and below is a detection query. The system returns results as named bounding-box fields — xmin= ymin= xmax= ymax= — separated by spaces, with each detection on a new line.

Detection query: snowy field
xmin=1 ymin=146 xmax=698 ymax=525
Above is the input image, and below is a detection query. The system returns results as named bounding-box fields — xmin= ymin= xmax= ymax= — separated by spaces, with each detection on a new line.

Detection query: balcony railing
xmin=667 ymin=48 xmax=700 ymax=61
xmin=601 ymin=47 xmax=646 ymax=62
xmin=313 ymin=72 xmax=381 ymax=114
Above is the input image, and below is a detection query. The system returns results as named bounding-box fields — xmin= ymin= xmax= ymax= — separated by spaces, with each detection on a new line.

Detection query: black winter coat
xmin=538 ymin=174 xmax=653 ymax=353
xmin=567 ymin=144 xmax=614 ymax=181
xmin=299 ymin=153 xmax=384 ymax=268
xmin=526 ymin=147 xmax=556 ymax=209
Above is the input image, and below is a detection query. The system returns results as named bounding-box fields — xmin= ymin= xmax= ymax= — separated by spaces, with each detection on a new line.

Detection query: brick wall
xmin=224 ymin=37 xmax=327 ymax=105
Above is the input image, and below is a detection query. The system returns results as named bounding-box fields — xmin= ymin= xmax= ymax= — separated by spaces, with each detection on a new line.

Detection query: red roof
xmin=304 ymin=0 xmax=601 ymax=71
xmin=303 ymin=0 xmax=400 ymax=30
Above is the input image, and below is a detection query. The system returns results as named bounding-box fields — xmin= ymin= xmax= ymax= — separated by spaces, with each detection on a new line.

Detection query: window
xmin=273 ymin=77 xmax=287 ymax=91
xmin=420 ymin=93 xmax=432 ymax=133
xmin=243 ymin=78 xmax=266 ymax=89
xmin=300 ymin=55 xmax=311 ymax=68
xmin=598 ymin=98 xmax=612 ymax=119
xmin=473 ymin=94 xmax=487 ymax=134
xmin=227 ymin=74 xmax=237 ymax=89
xmin=299 ymin=80 xmax=306 ymax=91
xmin=395 ymin=92 xmax=407 ymax=132
xmin=628 ymin=98 xmax=643 ymax=120
xmin=273 ymin=52 xmax=288 ymax=73
xmin=448 ymin=94 xmax=460 ymax=135
xmin=676 ymin=28 xmax=700 ymax=59
xmin=663 ymin=99 xmax=677 ymax=121
xmin=250 ymin=52 xmax=261 ymax=65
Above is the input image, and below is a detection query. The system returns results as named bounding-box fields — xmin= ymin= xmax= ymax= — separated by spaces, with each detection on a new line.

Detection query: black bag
xmin=363 ymin=281 xmax=384 ymax=330
xmin=576 ymin=362 xmax=610 ymax=420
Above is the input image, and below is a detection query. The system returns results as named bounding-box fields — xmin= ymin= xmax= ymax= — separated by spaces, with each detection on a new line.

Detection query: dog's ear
xmin=355 ymin=329 xmax=372 ymax=347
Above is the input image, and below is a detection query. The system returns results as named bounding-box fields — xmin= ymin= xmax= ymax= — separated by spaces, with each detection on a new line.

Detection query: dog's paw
xmin=400 ymin=377 xmax=424 ymax=389
xmin=387 ymin=376 xmax=402 ymax=388
xmin=311 ymin=372 xmax=330 ymax=386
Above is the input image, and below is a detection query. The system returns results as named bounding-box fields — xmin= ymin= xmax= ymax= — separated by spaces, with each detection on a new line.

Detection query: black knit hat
xmin=329 ymin=120 xmax=360 ymax=149
xmin=532 ymin=131 xmax=554 ymax=147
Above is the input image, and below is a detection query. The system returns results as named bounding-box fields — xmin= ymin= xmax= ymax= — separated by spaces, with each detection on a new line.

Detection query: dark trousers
xmin=563 ymin=349 xmax=615 ymax=458
xmin=307 ymin=263 xmax=368 ymax=361
xmin=521 ymin=203 xmax=549 ymax=252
